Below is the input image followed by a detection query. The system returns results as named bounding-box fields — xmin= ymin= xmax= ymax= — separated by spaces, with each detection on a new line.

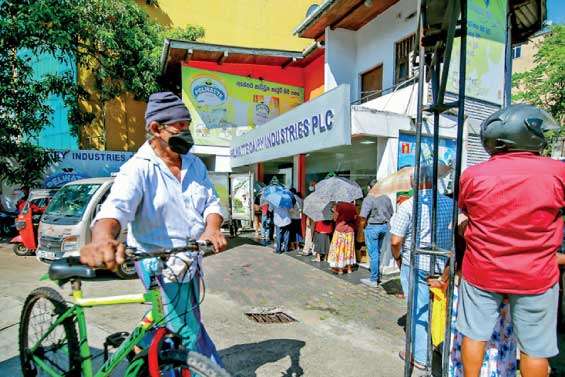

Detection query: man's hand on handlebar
xmin=80 ymin=238 xmax=126 ymax=271
xmin=199 ymin=228 xmax=227 ymax=253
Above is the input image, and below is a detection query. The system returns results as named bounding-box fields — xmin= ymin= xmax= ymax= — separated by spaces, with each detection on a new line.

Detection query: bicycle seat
xmin=48 ymin=257 xmax=96 ymax=281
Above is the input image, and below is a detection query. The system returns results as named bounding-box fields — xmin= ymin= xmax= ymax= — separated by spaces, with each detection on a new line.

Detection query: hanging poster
xmin=229 ymin=173 xmax=253 ymax=222
xmin=208 ymin=172 xmax=230 ymax=218
xmin=182 ymin=66 xmax=304 ymax=146
xmin=446 ymin=0 xmax=507 ymax=105
xmin=397 ymin=132 xmax=456 ymax=193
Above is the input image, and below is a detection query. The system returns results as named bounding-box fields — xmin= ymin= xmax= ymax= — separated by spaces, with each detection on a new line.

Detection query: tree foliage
xmin=513 ymin=25 xmax=565 ymax=155
xmin=0 ymin=0 xmax=204 ymax=187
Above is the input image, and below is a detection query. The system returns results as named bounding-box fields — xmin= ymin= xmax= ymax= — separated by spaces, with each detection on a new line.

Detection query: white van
xmin=36 ymin=177 xmax=136 ymax=279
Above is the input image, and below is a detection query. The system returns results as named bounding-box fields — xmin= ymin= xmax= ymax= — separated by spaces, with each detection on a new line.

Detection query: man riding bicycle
xmin=80 ymin=91 xmax=227 ymax=366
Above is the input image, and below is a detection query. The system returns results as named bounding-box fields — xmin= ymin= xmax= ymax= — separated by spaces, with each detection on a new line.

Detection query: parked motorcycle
xmin=0 ymin=210 xmax=17 ymax=238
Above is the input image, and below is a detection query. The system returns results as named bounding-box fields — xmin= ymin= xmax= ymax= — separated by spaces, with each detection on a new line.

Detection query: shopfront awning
xmin=351 ymin=107 xmax=413 ymax=137
xmin=352 ymin=82 xmax=461 ymax=140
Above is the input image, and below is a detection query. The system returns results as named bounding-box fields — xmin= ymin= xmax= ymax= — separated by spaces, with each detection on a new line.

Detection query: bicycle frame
xmin=28 ymin=282 xmax=165 ymax=377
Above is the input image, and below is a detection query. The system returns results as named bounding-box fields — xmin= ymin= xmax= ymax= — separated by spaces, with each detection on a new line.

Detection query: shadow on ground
xmin=220 ymin=339 xmax=305 ymax=377
xmin=0 ymin=347 xmax=130 ymax=377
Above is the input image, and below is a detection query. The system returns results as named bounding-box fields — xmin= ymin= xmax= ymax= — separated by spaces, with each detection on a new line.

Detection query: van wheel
xmin=115 ymin=261 xmax=137 ymax=279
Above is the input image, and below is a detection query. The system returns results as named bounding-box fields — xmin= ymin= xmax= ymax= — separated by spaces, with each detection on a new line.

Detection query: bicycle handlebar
xmin=124 ymin=240 xmax=215 ymax=262
xmin=49 ymin=240 xmax=215 ymax=281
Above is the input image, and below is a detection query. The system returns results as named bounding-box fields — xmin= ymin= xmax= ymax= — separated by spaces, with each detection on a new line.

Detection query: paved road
xmin=0 ymin=241 xmax=408 ymax=377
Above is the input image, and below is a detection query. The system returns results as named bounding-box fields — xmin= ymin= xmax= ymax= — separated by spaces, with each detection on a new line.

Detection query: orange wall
xmin=304 ymin=54 xmax=325 ymax=101
xmin=186 ymin=52 xmax=325 ymax=100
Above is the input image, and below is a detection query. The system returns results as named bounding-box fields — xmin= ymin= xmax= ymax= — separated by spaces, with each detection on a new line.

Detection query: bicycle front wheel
xmin=148 ymin=328 xmax=230 ymax=377
xmin=19 ymin=287 xmax=80 ymax=377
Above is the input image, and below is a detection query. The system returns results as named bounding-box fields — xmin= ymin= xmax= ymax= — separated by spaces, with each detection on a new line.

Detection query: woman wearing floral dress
xmin=448 ymin=282 xmax=517 ymax=377
xmin=327 ymin=202 xmax=357 ymax=274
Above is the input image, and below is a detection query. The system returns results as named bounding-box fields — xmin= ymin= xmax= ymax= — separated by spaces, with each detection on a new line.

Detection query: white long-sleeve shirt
xmin=94 ymin=141 xmax=225 ymax=253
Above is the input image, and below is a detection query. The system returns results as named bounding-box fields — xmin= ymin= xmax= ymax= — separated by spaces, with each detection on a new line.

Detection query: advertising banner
xmin=447 ymin=0 xmax=507 ymax=104
xmin=229 ymin=173 xmax=253 ymax=222
xmin=43 ymin=150 xmax=133 ymax=188
xmin=182 ymin=66 xmax=304 ymax=147
xmin=230 ymin=85 xmax=351 ymax=167
xmin=398 ymin=132 xmax=456 ymax=193
xmin=208 ymin=172 xmax=230 ymax=218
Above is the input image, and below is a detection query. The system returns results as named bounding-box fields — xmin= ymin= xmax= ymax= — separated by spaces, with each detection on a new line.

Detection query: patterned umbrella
xmin=261 ymin=184 xmax=294 ymax=209
xmin=303 ymin=192 xmax=333 ymax=221
xmin=313 ymin=176 xmax=363 ymax=203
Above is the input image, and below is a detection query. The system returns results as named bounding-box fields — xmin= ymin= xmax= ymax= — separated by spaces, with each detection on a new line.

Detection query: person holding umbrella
xmin=303 ymin=176 xmax=364 ymax=264
xmin=262 ymin=178 xmax=295 ymax=254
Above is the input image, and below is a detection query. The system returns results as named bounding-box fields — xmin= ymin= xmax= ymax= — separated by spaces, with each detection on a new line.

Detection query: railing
xmin=352 ymin=75 xmax=418 ymax=105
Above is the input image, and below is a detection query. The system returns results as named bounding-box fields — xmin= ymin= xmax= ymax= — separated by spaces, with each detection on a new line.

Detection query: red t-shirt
xmin=315 ymin=220 xmax=334 ymax=234
xmin=459 ymin=152 xmax=565 ymax=294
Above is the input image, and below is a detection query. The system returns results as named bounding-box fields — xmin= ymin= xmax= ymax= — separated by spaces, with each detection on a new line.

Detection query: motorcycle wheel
xmin=13 ymin=244 xmax=31 ymax=257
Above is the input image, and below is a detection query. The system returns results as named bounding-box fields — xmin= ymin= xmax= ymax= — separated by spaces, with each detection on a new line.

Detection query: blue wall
xmin=28 ymin=51 xmax=79 ymax=150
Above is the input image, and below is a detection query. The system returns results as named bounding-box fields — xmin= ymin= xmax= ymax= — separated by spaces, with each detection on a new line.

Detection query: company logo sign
xmin=191 ymin=78 xmax=227 ymax=106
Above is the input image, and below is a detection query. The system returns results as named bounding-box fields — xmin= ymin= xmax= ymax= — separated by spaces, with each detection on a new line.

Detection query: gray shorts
xmin=456 ymin=279 xmax=559 ymax=358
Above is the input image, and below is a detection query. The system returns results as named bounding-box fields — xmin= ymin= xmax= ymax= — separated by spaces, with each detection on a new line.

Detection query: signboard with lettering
xmin=182 ymin=66 xmax=304 ymax=147
xmin=43 ymin=150 xmax=133 ymax=188
xmin=230 ymin=85 xmax=351 ymax=167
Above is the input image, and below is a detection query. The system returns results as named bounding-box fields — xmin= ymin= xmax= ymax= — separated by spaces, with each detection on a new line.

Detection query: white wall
xmin=324 ymin=27 xmax=356 ymax=95
xmin=325 ymin=0 xmax=418 ymax=102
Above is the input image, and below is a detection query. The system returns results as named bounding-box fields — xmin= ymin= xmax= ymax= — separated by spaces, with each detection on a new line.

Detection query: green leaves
xmin=0 ymin=0 xmax=204 ymax=187
xmin=513 ymin=25 xmax=565 ymax=156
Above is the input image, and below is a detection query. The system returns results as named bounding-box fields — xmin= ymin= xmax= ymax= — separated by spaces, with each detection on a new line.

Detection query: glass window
xmin=395 ymin=34 xmax=416 ymax=84
xmin=45 ymin=183 xmax=101 ymax=219
xmin=305 ymin=138 xmax=379 ymax=197
xmin=512 ymin=46 xmax=522 ymax=59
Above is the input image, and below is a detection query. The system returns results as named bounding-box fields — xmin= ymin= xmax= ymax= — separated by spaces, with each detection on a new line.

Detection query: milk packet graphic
xmin=191 ymin=77 xmax=228 ymax=129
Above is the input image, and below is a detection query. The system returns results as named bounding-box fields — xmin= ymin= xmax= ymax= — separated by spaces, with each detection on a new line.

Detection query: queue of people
xmin=256 ymin=104 xmax=564 ymax=377
xmin=257 ymin=177 xmax=394 ymax=280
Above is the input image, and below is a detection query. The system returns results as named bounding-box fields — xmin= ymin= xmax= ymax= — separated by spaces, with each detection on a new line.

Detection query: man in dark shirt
xmin=359 ymin=179 xmax=394 ymax=287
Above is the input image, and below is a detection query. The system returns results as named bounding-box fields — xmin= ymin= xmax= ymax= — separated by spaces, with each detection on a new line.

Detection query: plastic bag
xmin=430 ymin=287 xmax=447 ymax=347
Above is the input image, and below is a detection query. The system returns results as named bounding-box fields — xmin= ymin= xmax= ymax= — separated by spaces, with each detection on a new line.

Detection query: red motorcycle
xmin=11 ymin=190 xmax=55 ymax=256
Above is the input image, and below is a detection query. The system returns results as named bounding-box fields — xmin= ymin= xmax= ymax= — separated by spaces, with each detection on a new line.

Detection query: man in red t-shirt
xmin=458 ymin=104 xmax=564 ymax=377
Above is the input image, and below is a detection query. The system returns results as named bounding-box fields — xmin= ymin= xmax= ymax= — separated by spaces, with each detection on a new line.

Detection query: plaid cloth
xmin=390 ymin=189 xmax=454 ymax=273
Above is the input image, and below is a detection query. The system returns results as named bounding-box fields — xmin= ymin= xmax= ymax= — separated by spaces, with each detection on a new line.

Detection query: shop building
xmin=232 ymin=0 xmax=465 ymax=196
xmin=160 ymin=39 xmax=325 ymax=176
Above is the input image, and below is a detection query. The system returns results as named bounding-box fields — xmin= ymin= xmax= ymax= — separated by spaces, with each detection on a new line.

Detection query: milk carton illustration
xmin=191 ymin=77 xmax=228 ymax=129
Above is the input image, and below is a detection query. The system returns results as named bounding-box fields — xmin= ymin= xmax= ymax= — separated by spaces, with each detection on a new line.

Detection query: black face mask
xmin=167 ymin=130 xmax=194 ymax=155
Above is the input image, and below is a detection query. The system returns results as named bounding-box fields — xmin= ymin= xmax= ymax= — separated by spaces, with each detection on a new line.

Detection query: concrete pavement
xmin=0 ymin=241 xmax=408 ymax=376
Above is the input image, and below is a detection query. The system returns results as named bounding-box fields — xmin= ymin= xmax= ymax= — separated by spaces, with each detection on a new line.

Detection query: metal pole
xmin=403 ymin=6 xmax=426 ymax=376
xmin=503 ymin=3 xmax=513 ymax=107
xmin=441 ymin=0 xmax=467 ymax=374
xmin=426 ymin=55 xmax=441 ymax=372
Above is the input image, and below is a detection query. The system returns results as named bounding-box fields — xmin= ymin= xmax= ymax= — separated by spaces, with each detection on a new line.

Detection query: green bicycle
xmin=18 ymin=240 xmax=231 ymax=377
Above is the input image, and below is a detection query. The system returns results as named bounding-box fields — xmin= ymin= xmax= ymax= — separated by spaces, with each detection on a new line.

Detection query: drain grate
xmin=245 ymin=309 xmax=297 ymax=324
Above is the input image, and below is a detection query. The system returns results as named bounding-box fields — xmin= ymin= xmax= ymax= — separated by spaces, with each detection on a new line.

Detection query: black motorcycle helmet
xmin=480 ymin=104 xmax=559 ymax=156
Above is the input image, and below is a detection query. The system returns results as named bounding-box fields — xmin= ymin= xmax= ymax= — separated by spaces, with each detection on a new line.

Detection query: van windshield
xmin=43 ymin=184 xmax=101 ymax=222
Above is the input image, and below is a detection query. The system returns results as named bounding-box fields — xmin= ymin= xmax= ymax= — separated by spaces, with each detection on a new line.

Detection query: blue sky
xmin=548 ymin=0 xmax=564 ymax=24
